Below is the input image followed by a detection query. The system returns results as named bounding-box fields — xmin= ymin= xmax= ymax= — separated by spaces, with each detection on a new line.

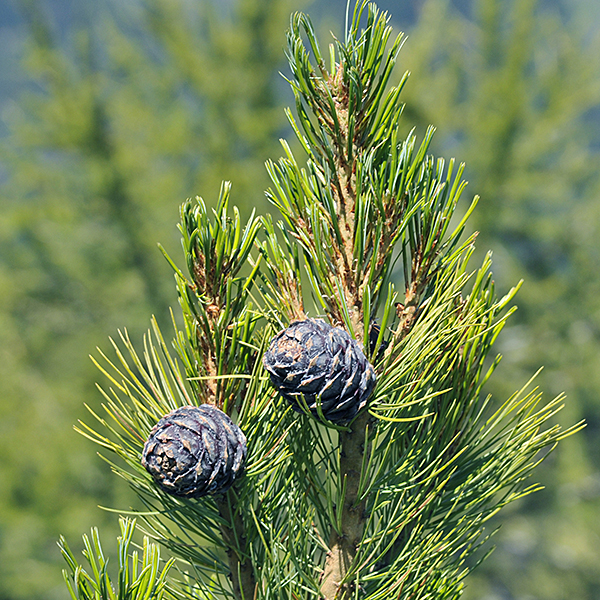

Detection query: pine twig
xmin=320 ymin=411 xmax=371 ymax=600
xmin=216 ymin=493 xmax=257 ymax=600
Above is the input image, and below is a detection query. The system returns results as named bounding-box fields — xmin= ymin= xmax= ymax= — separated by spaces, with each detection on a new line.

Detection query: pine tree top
xmin=66 ymin=2 xmax=582 ymax=599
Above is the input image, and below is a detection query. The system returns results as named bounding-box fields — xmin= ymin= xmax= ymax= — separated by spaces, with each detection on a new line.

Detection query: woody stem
xmin=216 ymin=492 xmax=256 ymax=600
xmin=320 ymin=411 xmax=370 ymax=599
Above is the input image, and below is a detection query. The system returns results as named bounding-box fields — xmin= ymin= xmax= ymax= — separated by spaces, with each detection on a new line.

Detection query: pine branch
xmin=274 ymin=5 xmax=421 ymax=597
xmin=320 ymin=411 xmax=371 ymax=600
xmin=260 ymin=5 xmax=581 ymax=598
xmin=161 ymin=182 xmax=261 ymax=411
xmin=216 ymin=492 xmax=256 ymax=600
xmin=80 ymin=183 xmax=269 ymax=598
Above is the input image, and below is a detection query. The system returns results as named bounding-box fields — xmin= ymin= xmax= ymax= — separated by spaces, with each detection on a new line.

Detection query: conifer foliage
xmin=64 ymin=2 xmax=581 ymax=599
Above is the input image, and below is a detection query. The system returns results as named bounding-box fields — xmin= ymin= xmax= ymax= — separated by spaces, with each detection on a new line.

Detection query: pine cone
xmin=142 ymin=405 xmax=246 ymax=498
xmin=263 ymin=319 xmax=376 ymax=424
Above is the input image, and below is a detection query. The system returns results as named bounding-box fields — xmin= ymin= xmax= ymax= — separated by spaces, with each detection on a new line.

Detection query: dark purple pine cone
xmin=263 ymin=319 xmax=376 ymax=424
xmin=142 ymin=405 xmax=246 ymax=498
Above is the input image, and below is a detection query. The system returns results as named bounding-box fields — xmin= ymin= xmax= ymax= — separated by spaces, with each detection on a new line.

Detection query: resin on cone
xmin=142 ymin=405 xmax=246 ymax=498
xmin=263 ymin=319 xmax=376 ymax=424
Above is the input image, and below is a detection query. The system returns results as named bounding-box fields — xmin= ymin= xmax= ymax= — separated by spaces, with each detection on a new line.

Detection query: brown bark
xmin=320 ymin=65 xmax=373 ymax=599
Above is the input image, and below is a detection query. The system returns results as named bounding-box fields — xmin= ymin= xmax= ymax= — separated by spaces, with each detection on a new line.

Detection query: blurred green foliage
xmin=0 ymin=0 xmax=295 ymax=598
xmin=0 ymin=0 xmax=598 ymax=599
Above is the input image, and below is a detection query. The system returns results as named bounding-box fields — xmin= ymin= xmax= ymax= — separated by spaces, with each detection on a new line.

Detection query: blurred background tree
xmin=0 ymin=0 xmax=297 ymax=598
xmin=0 ymin=0 xmax=598 ymax=599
